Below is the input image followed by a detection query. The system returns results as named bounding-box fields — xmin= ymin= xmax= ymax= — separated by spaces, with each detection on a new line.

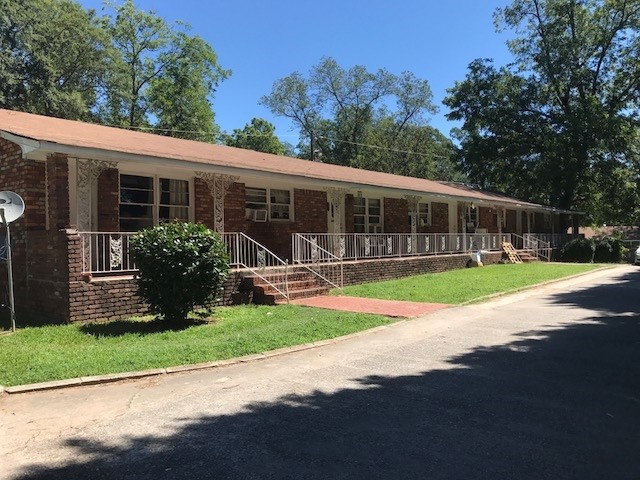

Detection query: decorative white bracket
xmin=195 ymin=172 xmax=239 ymax=233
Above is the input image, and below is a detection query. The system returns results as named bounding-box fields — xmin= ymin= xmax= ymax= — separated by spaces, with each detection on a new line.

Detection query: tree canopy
xmin=0 ymin=0 xmax=110 ymax=120
xmin=445 ymin=0 xmax=640 ymax=224
xmin=260 ymin=57 xmax=462 ymax=181
xmin=0 ymin=0 xmax=229 ymax=140
xmin=220 ymin=117 xmax=294 ymax=155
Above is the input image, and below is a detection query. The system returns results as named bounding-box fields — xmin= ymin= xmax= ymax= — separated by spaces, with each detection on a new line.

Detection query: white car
xmin=635 ymin=246 xmax=640 ymax=265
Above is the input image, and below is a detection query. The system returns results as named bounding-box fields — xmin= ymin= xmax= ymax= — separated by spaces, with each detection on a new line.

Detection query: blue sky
xmin=78 ymin=0 xmax=514 ymax=142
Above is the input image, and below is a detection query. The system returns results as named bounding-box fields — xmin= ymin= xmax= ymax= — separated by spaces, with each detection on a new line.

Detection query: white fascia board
xmin=0 ymin=131 xmax=40 ymax=155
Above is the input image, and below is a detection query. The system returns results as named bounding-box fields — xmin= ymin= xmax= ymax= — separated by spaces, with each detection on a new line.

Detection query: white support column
xmin=76 ymin=158 xmax=118 ymax=233
xmin=403 ymin=195 xmax=421 ymax=235
xmin=326 ymin=187 xmax=348 ymax=234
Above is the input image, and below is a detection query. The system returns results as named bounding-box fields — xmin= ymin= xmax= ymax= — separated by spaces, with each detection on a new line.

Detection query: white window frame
xmin=465 ymin=205 xmax=478 ymax=225
xmin=354 ymin=197 xmax=382 ymax=233
xmin=119 ymin=173 xmax=193 ymax=232
xmin=245 ymin=186 xmax=294 ymax=222
xmin=418 ymin=202 xmax=431 ymax=227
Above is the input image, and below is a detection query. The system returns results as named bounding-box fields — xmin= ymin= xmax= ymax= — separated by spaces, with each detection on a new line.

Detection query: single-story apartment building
xmin=0 ymin=108 xmax=581 ymax=323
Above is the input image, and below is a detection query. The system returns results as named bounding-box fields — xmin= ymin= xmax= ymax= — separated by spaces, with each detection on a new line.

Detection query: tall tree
xmin=0 ymin=0 xmax=110 ymax=119
xmin=148 ymin=34 xmax=229 ymax=141
xmin=101 ymin=0 xmax=228 ymax=135
xmin=445 ymin=0 xmax=640 ymax=224
xmin=259 ymin=57 xmax=455 ymax=180
xmin=221 ymin=117 xmax=294 ymax=155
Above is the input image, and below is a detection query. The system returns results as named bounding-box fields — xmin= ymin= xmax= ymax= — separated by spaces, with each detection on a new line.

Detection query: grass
xmin=0 ymin=262 xmax=606 ymax=387
xmin=0 ymin=305 xmax=392 ymax=387
xmin=339 ymin=263 xmax=605 ymax=304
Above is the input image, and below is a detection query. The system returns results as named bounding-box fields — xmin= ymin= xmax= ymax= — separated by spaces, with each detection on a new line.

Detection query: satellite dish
xmin=0 ymin=191 xmax=25 ymax=224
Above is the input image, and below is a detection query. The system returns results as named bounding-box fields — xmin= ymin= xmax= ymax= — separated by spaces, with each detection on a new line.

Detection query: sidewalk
xmin=290 ymin=296 xmax=450 ymax=317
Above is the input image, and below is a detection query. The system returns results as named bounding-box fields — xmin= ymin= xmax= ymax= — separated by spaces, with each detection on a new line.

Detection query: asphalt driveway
xmin=1 ymin=266 xmax=639 ymax=479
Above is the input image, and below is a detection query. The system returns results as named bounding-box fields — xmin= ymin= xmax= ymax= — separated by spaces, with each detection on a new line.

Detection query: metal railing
xmin=292 ymin=234 xmax=344 ymax=294
xmin=524 ymin=233 xmax=584 ymax=248
xmin=78 ymin=231 xmax=290 ymax=303
xmin=222 ymin=232 xmax=289 ymax=303
xmin=519 ymin=233 xmax=552 ymax=262
xmin=78 ymin=231 xmax=137 ymax=274
xmin=292 ymin=233 xmax=511 ymax=263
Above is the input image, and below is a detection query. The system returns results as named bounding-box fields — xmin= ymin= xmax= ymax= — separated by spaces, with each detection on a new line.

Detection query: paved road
xmin=2 ymin=266 xmax=639 ymax=479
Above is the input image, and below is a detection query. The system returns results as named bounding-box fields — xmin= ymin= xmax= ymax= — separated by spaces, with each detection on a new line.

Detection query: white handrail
xmin=292 ymin=234 xmax=344 ymax=294
xmin=222 ymin=232 xmax=289 ymax=303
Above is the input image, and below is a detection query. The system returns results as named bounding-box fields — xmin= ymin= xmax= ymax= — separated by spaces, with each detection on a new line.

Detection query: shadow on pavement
xmin=14 ymin=270 xmax=640 ymax=479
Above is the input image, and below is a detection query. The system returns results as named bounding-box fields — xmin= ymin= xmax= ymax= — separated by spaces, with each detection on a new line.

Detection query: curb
xmin=0 ymin=320 xmax=405 ymax=395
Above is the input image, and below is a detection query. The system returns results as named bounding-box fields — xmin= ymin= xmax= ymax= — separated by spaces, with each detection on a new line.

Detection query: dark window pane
xmin=120 ymin=188 xmax=154 ymax=204
xmin=120 ymin=174 xmax=153 ymax=190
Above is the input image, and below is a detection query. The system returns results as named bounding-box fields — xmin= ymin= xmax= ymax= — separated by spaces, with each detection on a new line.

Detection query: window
xmin=418 ymin=202 xmax=430 ymax=226
xmin=354 ymin=197 xmax=382 ymax=233
xmin=465 ymin=205 xmax=478 ymax=225
xmin=245 ymin=187 xmax=292 ymax=221
xmin=543 ymin=213 xmax=551 ymax=229
xmin=120 ymin=174 xmax=190 ymax=231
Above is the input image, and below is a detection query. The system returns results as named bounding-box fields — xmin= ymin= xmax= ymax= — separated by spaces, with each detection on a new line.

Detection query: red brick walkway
xmin=290 ymin=296 xmax=450 ymax=318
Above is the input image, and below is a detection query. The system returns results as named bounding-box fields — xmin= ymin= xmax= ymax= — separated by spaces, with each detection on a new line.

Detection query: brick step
xmin=516 ymin=249 xmax=539 ymax=262
xmin=241 ymin=271 xmax=317 ymax=284
xmin=255 ymin=279 xmax=325 ymax=294
xmin=275 ymin=287 xmax=332 ymax=303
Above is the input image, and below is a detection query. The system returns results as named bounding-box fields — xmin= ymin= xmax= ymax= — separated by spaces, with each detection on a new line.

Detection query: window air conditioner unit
xmin=253 ymin=209 xmax=267 ymax=222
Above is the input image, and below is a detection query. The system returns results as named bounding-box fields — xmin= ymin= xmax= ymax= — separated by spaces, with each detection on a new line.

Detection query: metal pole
xmin=1 ymin=210 xmax=16 ymax=332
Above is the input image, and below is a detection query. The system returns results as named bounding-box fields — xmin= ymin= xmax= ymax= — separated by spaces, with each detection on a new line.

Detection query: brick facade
xmin=384 ymin=197 xmax=410 ymax=233
xmin=97 ymin=168 xmax=119 ymax=231
xmin=0 ymin=139 xmax=71 ymax=324
xmin=422 ymin=201 xmax=449 ymax=233
xmin=317 ymin=251 xmax=503 ymax=286
xmin=244 ymin=187 xmax=327 ymax=260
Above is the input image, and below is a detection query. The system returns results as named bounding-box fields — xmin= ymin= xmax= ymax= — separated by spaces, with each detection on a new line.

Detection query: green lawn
xmin=339 ymin=263 xmax=605 ymax=304
xmin=0 ymin=306 xmax=392 ymax=387
xmin=0 ymin=262 xmax=606 ymax=387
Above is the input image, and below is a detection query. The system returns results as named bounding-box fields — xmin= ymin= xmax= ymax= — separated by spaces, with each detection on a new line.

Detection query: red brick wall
xmin=224 ymin=183 xmax=247 ymax=232
xmin=97 ymin=168 xmax=119 ymax=231
xmin=384 ymin=198 xmax=410 ymax=233
xmin=505 ymin=209 xmax=517 ymax=233
xmin=316 ymin=252 xmax=503 ymax=286
xmin=244 ymin=188 xmax=327 ymax=260
xmin=344 ymin=194 xmax=355 ymax=233
xmin=422 ymin=202 xmax=449 ymax=233
xmin=47 ymin=154 xmax=70 ymax=230
xmin=0 ymin=139 xmax=71 ymax=324
xmin=478 ymin=206 xmax=499 ymax=233
xmin=194 ymin=177 xmax=215 ymax=229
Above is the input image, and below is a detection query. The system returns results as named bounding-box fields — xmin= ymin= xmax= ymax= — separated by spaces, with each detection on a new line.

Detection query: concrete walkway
xmin=290 ymin=295 xmax=450 ymax=317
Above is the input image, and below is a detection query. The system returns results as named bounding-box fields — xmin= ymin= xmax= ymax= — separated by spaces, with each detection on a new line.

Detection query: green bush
xmin=130 ymin=222 xmax=229 ymax=322
xmin=561 ymin=238 xmax=595 ymax=263
xmin=593 ymin=235 xmax=627 ymax=263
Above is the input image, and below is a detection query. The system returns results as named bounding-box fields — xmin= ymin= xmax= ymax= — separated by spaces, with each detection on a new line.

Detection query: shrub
xmin=130 ymin=222 xmax=229 ymax=322
xmin=561 ymin=238 xmax=595 ymax=263
xmin=593 ymin=235 xmax=627 ymax=263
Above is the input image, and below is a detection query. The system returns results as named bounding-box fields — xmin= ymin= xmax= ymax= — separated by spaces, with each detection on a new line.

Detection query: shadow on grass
xmin=12 ymin=268 xmax=640 ymax=479
xmin=79 ymin=316 xmax=211 ymax=338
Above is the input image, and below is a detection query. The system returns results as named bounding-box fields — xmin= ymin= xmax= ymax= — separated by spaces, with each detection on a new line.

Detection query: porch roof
xmin=0 ymin=108 xmax=575 ymax=214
